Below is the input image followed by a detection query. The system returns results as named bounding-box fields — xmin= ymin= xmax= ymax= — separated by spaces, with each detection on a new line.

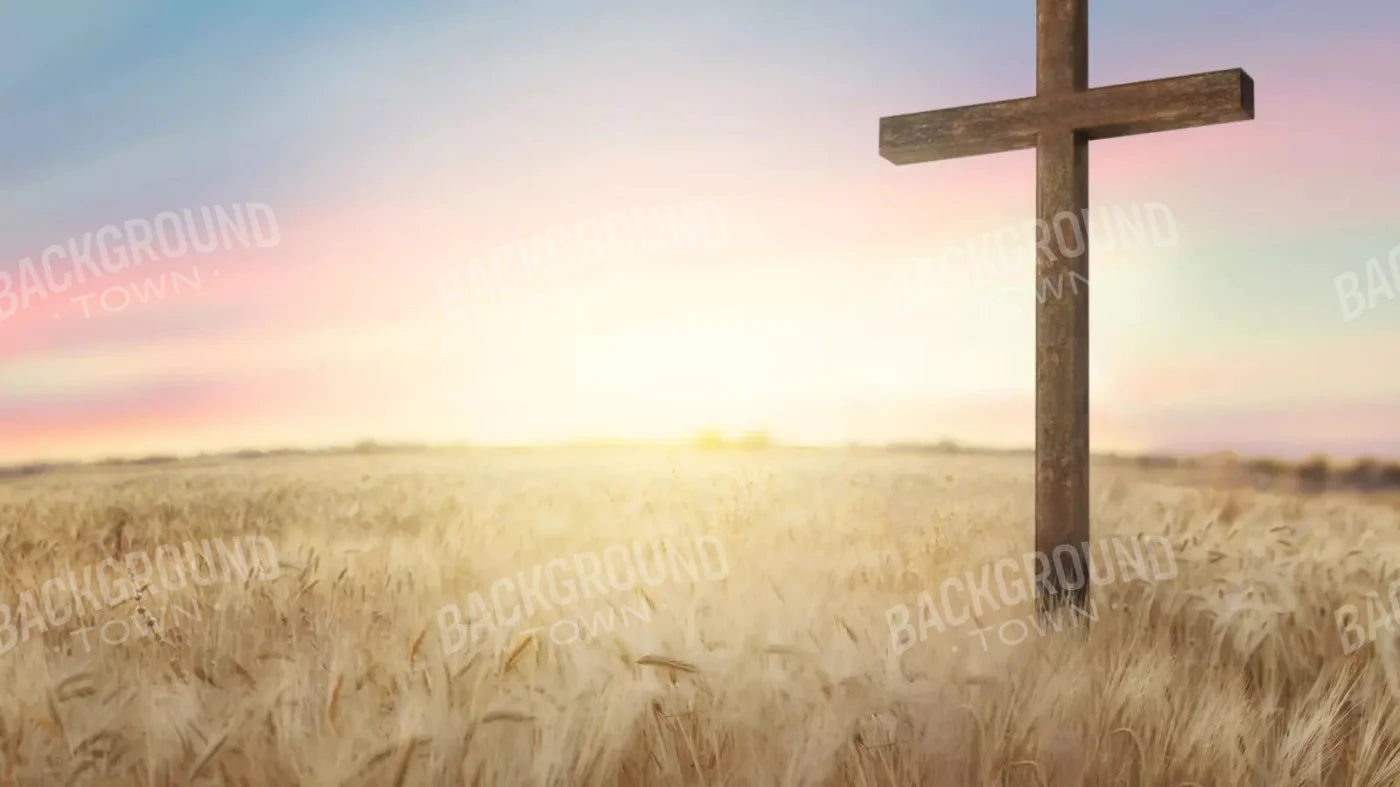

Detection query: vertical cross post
xmin=1035 ymin=0 xmax=1091 ymax=615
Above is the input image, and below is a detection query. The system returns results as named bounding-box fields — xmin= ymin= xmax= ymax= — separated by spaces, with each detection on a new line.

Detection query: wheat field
xmin=1 ymin=447 xmax=1398 ymax=786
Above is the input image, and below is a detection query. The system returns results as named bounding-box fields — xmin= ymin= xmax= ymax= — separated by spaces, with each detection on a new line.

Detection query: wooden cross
xmin=879 ymin=0 xmax=1253 ymax=615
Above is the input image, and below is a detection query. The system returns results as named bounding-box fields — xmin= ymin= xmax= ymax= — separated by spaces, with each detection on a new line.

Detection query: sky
xmin=3 ymin=0 xmax=1399 ymax=463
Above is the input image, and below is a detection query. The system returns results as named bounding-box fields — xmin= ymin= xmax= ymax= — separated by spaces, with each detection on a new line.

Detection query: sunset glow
xmin=3 ymin=1 xmax=1399 ymax=462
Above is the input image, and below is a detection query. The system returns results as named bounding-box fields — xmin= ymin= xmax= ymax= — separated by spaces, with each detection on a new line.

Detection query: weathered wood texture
xmin=1035 ymin=128 xmax=1090 ymax=614
xmin=1038 ymin=0 xmax=1087 ymax=94
xmin=879 ymin=70 xmax=1253 ymax=165
xmin=876 ymin=0 xmax=1254 ymax=617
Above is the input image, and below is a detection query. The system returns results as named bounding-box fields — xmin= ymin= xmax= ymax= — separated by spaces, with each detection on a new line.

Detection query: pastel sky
xmin=4 ymin=0 xmax=1400 ymax=463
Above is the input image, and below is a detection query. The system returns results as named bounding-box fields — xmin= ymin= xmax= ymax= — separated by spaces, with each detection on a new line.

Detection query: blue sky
xmin=3 ymin=0 xmax=1399 ymax=461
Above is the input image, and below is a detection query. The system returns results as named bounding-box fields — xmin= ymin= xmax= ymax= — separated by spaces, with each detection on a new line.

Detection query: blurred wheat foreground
xmin=1 ymin=447 xmax=1399 ymax=785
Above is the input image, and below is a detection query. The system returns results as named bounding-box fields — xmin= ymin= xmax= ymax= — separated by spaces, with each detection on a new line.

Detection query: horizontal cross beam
xmin=880 ymin=68 xmax=1254 ymax=165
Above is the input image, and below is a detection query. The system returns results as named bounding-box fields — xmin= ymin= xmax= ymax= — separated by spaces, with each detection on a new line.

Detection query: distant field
xmin=1 ymin=448 xmax=1398 ymax=785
